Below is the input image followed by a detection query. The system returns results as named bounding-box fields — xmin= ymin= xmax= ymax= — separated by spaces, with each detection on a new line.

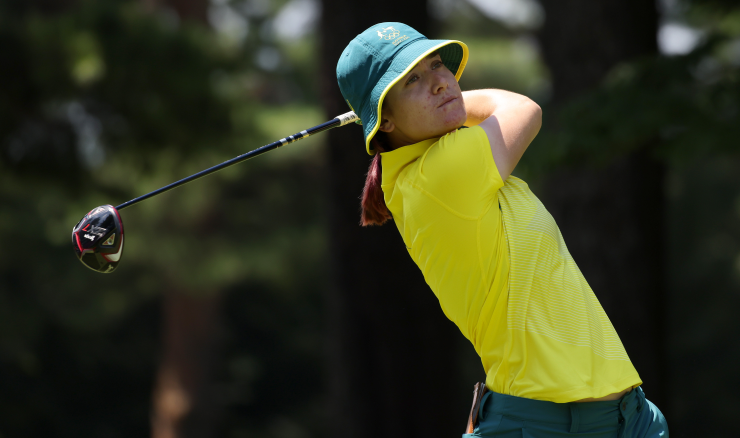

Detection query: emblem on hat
xmin=377 ymin=26 xmax=400 ymax=40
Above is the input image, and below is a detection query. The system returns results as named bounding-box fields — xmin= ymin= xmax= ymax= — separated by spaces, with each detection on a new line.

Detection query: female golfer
xmin=336 ymin=23 xmax=668 ymax=437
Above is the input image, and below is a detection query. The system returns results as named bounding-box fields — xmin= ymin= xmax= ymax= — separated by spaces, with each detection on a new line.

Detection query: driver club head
xmin=72 ymin=205 xmax=124 ymax=273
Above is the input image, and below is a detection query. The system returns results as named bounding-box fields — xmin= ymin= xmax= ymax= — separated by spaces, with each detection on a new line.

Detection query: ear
xmin=378 ymin=117 xmax=395 ymax=133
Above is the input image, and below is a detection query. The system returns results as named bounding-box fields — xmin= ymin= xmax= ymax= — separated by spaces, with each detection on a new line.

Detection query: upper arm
xmin=478 ymin=98 xmax=542 ymax=181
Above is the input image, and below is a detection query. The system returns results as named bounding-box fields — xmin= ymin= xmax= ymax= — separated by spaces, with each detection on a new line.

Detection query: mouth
xmin=438 ymin=96 xmax=457 ymax=108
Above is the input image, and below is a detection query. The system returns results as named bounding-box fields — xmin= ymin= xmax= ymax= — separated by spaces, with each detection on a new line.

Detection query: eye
xmin=432 ymin=60 xmax=443 ymax=69
xmin=406 ymin=74 xmax=419 ymax=85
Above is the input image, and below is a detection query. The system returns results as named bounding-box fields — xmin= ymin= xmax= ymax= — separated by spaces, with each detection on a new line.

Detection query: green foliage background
xmin=1 ymin=0 xmax=328 ymax=436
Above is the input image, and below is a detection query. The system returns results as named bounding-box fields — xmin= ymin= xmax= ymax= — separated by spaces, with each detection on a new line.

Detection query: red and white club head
xmin=72 ymin=205 xmax=124 ymax=273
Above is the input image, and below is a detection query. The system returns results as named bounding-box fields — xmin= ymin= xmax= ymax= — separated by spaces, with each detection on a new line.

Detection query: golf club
xmin=72 ymin=111 xmax=359 ymax=273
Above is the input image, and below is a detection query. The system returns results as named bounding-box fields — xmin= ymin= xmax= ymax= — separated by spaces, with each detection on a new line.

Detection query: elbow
xmin=531 ymin=99 xmax=542 ymax=116
xmin=513 ymin=94 xmax=542 ymax=130
xmin=530 ymin=100 xmax=542 ymax=134
xmin=535 ymin=103 xmax=543 ymax=132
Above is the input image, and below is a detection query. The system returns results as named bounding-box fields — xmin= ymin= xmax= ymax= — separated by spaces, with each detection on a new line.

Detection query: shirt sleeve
xmin=414 ymin=126 xmax=503 ymax=218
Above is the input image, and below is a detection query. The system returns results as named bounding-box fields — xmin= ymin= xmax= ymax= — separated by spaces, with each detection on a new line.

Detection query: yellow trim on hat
xmin=365 ymin=40 xmax=469 ymax=155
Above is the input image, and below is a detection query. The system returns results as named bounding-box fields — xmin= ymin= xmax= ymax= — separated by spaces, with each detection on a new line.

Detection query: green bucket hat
xmin=336 ymin=22 xmax=468 ymax=155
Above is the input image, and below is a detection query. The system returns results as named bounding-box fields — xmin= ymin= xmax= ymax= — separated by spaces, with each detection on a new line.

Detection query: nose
xmin=431 ymin=71 xmax=448 ymax=95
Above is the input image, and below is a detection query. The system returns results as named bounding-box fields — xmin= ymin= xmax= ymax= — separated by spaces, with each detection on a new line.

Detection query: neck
xmin=385 ymin=129 xmax=413 ymax=150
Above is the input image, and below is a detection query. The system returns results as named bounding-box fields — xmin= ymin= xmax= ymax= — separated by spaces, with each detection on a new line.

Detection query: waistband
xmin=478 ymin=387 xmax=645 ymax=432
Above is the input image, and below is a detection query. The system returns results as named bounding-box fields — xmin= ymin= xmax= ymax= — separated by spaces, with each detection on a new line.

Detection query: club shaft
xmin=115 ymin=111 xmax=358 ymax=211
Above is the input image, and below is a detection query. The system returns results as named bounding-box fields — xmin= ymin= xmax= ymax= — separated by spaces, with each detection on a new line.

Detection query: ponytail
xmin=360 ymin=134 xmax=392 ymax=226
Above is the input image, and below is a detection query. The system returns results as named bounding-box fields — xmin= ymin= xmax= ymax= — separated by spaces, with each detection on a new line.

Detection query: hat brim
xmin=363 ymin=39 xmax=469 ymax=155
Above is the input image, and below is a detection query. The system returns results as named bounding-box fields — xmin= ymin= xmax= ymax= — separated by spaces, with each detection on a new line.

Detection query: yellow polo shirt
xmin=380 ymin=126 xmax=641 ymax=402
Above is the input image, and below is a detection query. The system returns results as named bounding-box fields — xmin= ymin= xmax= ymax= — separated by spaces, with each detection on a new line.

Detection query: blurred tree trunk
xmin=536 ymin=0 xmax=668 ymax=411
xmin=320 ymin=4 xmax=468 ymax=438
xmin=141 ymin=2 xmax=216 ymax=438
xmin=152 ymin=290 xmax=221 ymax=438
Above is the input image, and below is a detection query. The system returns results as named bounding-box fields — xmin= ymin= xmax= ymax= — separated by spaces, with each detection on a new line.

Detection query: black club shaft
xmin=115 ymin=111 xmax=359 ymax=211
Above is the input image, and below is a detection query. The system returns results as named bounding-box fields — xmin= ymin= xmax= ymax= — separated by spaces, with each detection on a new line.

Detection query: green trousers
xmin=463 ymin=387 xmax=668 ymax=438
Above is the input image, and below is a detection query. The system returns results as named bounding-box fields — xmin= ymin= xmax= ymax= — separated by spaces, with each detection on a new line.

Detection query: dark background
xmin=1 ymin=0 xmax=739 ymax=437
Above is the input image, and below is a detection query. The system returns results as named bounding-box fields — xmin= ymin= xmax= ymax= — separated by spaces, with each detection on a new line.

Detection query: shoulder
xmin=406 ymin=127 xmax=503 ymax=218
xmin=420 ymin=126 xmax=501 ymax=187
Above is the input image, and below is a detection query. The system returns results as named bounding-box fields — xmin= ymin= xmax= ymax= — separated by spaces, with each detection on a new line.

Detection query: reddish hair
xmin=360 ymin=134 xmax=392 ymax=226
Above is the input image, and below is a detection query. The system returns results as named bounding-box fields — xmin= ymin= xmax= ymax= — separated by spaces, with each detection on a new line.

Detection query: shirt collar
xmin=380 ymin=138 xmax=437 ymax=188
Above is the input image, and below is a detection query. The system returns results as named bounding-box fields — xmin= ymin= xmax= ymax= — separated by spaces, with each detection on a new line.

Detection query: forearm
xmin=462 ymin=89 xmax=538 ymax=127
xmin=462 ymin=89 xmax=542 ymax=181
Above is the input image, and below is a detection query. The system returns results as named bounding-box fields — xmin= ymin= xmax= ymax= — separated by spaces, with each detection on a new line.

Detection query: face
xmin=378 ymin=53 xmax=467 ymax=148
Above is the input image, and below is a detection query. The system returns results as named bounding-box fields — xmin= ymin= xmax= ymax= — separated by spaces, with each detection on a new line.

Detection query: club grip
xmin=336 ymin=111 xmax=359 ymax=126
